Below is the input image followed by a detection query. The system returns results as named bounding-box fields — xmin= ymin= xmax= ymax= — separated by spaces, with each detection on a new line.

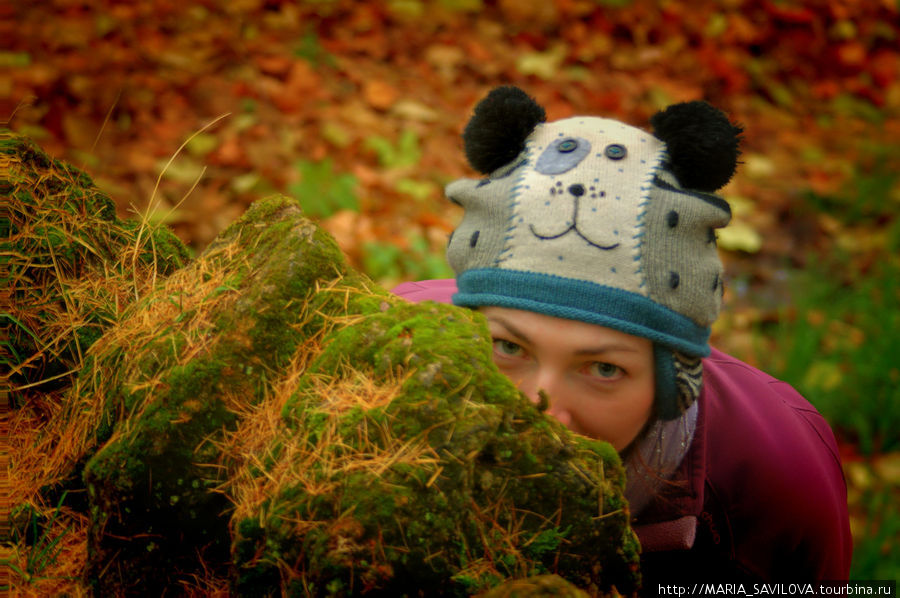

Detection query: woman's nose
xmin=543 ymin=394 xmax=573 ymax=428
xmin=520 ymin=370 xmax=557 ymax=406
xmin=520 ymin=372 xmax=574 ymax=427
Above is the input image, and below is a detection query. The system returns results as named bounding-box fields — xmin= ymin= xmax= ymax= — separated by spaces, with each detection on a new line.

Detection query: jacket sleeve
xmin=765 ymin=380 xmax=853 ymax=580
xmin=702 ymin=351 xmax=853 ymax=581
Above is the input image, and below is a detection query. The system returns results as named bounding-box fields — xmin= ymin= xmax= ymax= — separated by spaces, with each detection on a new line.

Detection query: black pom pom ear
xmin=650 ymin=101 xmax=743 ymax=192
xmin=462 ymin=86 xmax=546 ymax=174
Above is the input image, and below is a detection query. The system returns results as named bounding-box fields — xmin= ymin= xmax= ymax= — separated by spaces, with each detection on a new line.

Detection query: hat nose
xmin=568 ymin=184 xmax=585 ymax=197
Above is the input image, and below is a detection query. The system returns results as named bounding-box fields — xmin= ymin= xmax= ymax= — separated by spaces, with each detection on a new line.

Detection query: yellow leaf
xmin=322 ymin=122 xmax=352 ymax=148
xmin=391 ymin=100 xmax=440 ymax=122
xmin=725 ymin=195 xmax=755 ymax=217
xmin=516 ymin=44 xmax=567 ymax=80
xmin=156 ymin=157 xmax=205 ymax=185
xmin=186 ymin=133 xmax=219 ymax=157
xmin=743 ymin=154 xmax=777 ymax=180
xmin=873 ymin=453 xmax=900 ymax=484
xmin=802 ymin=361 xmax=843 ymax=393
xmin=717 ymin=222 xmax=763 ymax=253
xmin=843 ymin=461 xmax=872 ymax=491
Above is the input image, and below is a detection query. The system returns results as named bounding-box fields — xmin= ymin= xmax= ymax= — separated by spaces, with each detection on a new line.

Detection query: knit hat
xmin=446 ymin=86 xmax=742 ymax=420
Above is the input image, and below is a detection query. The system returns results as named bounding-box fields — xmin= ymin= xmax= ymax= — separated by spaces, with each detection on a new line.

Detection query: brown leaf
xmin=270 ymin=61 xmax=323 ymax=113
xmin=255 ymin=54 xmax=294 ymax=77
xmin=363 ymin=80 xmax=399 ymax=111
xmin=211 ymin=135 xmax=249 ymax=168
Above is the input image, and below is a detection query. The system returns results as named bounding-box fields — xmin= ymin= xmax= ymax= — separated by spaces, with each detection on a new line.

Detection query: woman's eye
xmin=587 ymin=362 xmax=622 ymax=379
xmin=493 ymin=339 xmax=525 ymax=357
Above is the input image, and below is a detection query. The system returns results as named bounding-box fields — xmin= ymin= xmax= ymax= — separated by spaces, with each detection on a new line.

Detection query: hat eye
xmin=558 ymin=138 xmax=579 ymax=153
xmin=605 ymin=143 xmax=627 ymax=160
xmin=536 ymin=135 xmax=590 ymax=175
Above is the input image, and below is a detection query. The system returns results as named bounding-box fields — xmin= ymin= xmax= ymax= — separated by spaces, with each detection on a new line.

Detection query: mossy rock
xmin=74 ymin=195 xmax=361 ymax=594
xmin=228 ymin=291 xmax=641 ymax=595
xmin=478 ymin=574 xmax=592 ymax=597
xmin=1 ymin=128 xmax=190 ymax=406
xmin=12 ymin=137 xmax=641 ymax=594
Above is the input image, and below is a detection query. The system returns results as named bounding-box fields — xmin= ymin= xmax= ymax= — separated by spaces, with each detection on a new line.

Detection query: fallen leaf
xmin=802 ymin=361 xmax=844 ymax=394
xmin=873 ymin=453 xmax=900 ymax=484
xmin=363 ymin=80 xmax=399 ymax=111
xmin=186 ymin=133 xmax=219 ymax=158
xmin=255 ymin=54 xmax=294 ymax=77
xmin=322 ymin=121 xmax=352 ymax=148
xmin=272 ymin=60 xmax=323 ymax=112
xmin=156 ymin=157 xmax=206 ymax=185
xmin=516 ymin=44 xmax=568 ymax=80
xmin=425 ymin=44 xmax=464 ymax=73
xmin=743 ymin=154 xmax=777 ymax=180
xmin=391 ymin=99 xmax=440 ymax=122
xmin=212 ymin=135 xmax=248 ymax=167
xmin=718 ymin=222 xmax=763 ymax=254
xmin=231 ymin=172 xmax=260 ymax=193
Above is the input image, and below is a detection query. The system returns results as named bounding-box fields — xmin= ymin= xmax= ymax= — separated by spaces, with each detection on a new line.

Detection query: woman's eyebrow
xmin=488 ymin=316 xmax=641 ymax=356
xmin=486 ymin=316 xmax=532 ymax=345
xmin=574 ymin=344 xmax=641 ymax=356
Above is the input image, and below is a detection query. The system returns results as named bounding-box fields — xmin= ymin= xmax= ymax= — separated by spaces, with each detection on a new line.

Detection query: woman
xmin=393 ymin=87 xmax=851 ymax=586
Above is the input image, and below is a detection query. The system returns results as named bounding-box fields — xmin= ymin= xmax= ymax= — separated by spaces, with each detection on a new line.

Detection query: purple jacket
xmin=392 ymin=280 xmax=852 ymax=585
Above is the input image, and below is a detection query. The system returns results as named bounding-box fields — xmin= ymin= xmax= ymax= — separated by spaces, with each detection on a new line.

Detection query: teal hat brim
xmin=453 ymin=268 xmax=711 ymax=358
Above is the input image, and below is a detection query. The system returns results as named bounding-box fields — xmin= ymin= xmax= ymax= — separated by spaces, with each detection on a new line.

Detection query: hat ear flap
xmin=463 ymin=86 xmax=546 ymax=175
xmin=650 ymin=101 xmax=743 ymax=192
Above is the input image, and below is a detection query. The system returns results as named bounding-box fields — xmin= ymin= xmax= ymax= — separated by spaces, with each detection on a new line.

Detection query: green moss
xmin=118 ymin=220 xmax=192 ymax=274
xmin=75 ymin=195 xmax=380 ymax=594
xmin=218 ymin=193 xmax=298 ymax=236
xmin=9 ymin=133 xmax=641 ymax=594
xmin=479 ymin=574 xmax=592 ymax=598
xmin=4 ymin=129 xmax=190 ymax=401
xmin=236 ymin=296 xmax=639 ymax=596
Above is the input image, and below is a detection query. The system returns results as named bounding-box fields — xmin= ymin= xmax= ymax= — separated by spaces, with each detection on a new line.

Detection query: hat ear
xmin=462 ymin=86 xmax=546 ymax=174
xmin=650 ymin=101 xmax=743 ymax=192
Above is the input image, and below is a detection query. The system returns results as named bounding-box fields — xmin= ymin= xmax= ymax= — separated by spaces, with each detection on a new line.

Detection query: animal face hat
xmin=446 ymin=87 xmax=742 ymax=420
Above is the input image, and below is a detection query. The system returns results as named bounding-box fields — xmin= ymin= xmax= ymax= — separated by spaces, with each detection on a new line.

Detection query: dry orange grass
xmin=219 ymin=366 xmax=434 ymax=528
xmin=3 ymin=130 xmax=189 ymax=596
xmin=6 ymin=401 xmax=90 ymax=597
xmin=5 ymin=237 xmax=248 ymax=595
xmin=212 ymin=278 xmax=410 ymax=523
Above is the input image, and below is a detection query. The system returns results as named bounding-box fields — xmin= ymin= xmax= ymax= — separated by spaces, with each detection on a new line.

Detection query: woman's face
xmin=481 ymin=306 xmax=655 ymax=451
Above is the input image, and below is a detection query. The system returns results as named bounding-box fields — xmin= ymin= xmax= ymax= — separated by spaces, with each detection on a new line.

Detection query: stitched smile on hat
xmin=528 ymin=180 xmax=621 ymax=251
